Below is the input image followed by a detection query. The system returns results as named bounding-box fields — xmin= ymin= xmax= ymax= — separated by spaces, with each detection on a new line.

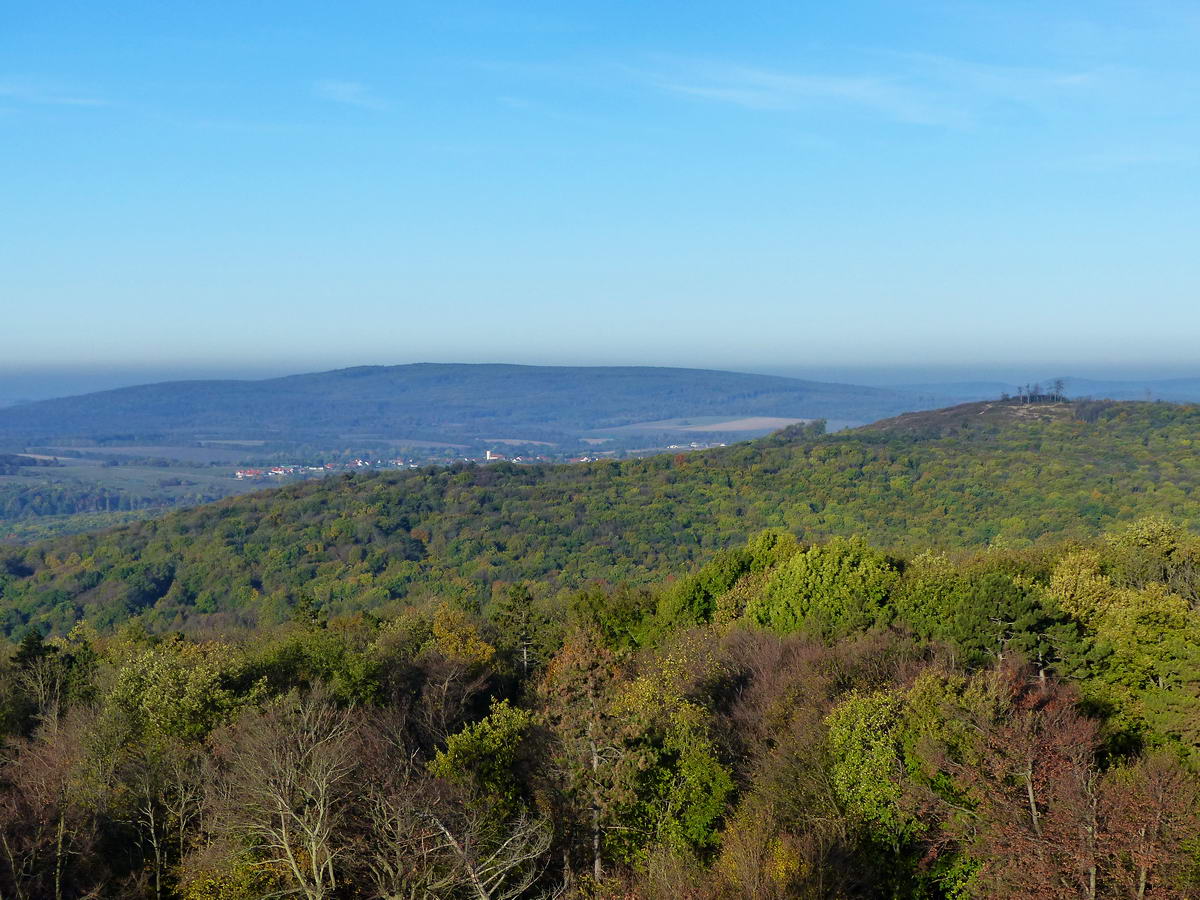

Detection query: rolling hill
xmin=0 ymin=363 xmax=914 ymax=446
xmin=3 ymin=398 xmax=1199 ymax=637
xmin=0 ymin=363 xmax=935 ymax=540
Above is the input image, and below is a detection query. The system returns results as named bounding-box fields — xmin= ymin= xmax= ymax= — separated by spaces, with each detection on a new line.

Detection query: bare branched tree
xmin=353 ymin=706 xmax=557 ymax=900
xmin=429 ymin=808 xmax=554 ymax=900
xmin=16 ymin=654 xmax=64 ymax=733
xmin=0 ymin=710 xmax=105 ymax=900
xmin=414 ymin=654 xmax=492 ymax=748
xmin=118 ymin=739 xmax=206 ymax=900
xmin=361 ymin=781 xmax=465 ymax=900
xmin=216 ymin=690 xmax=358 ymax=900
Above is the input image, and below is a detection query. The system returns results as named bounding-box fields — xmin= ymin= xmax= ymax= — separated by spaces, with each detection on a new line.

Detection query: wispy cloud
xmin=894 ymin=53 xmax=1107 ymax=106
xmin=0 ymin=78 xmax=106 ymax=107
xmin=312 ymin=79 xmax=389 ymax=111
xmin=656 ymin=65 xmax=961 ymax=126
xmin=648 ymin=54 xmax=1109 ymax=129
xmin=1068 ymin=145 xmax=1199 ymax=172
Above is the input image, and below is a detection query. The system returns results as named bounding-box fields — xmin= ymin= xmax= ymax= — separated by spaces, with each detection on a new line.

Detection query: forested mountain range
xmin=3 ymin=398 xmax=1198 ymax=638
xmin=5 ymin=398 xmax=1200 ymax=898
xmin=0 ymin=363 xmax=912 ymax=445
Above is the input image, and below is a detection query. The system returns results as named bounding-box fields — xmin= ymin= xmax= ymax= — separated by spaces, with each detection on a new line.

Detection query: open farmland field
xmin=42 ymin=444 xmax=253 ymax=464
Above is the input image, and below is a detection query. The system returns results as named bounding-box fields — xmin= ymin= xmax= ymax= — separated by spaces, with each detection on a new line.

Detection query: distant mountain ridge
xmin=0 ymin=363 xmax=914 ymax=444
xmin=8 ymin=364 xmax=1200 ymax=547
xmin=7 ymin=365 xmax=1200 ymax=448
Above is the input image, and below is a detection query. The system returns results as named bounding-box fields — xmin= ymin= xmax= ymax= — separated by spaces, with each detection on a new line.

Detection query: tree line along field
xmin=0 ymin=457 xmax=263 ymax=542
xmin=3 ymin=517 xmax=1200 ymax=898
xmin=0 ymin=459 xmax=254 ymax=511
xmin=2 ymin=400 xmax=1199 ymax=637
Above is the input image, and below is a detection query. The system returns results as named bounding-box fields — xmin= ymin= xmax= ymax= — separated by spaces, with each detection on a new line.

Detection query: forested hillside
xmin=3 ymin=518 xmax=1200 ymax=898
xmin=0 ymin=364 xmax=929 ymax=540
xmin=0 ymin=363 xmax=908 ymax=444
xmin=2 ymin=400 xmax=1199 ymax=637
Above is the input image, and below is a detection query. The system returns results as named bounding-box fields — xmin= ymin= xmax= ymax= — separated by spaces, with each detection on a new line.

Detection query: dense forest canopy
xmin=2 ymin=400 xmax=1199 ymax=638
xmin=3 ymin=516 xmax=1200 ymax=898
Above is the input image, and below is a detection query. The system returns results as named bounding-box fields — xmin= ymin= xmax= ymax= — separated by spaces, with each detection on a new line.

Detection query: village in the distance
xmin=231 ymin=440 xmax=731 ymax=482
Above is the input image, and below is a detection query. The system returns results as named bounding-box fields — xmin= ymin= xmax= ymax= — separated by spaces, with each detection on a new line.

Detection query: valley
xmin=0 ymin=364 xmax=922 ymax=540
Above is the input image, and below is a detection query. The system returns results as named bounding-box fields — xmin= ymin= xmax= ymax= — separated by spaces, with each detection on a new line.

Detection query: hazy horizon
xmin=3 ymin=358 xmax=1200 ymax=407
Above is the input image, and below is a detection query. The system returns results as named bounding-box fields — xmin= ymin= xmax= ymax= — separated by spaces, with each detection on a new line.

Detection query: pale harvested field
xmin=677 ymin=416 xmax=808 ymax=432
xmin=481 ymin=438 xmax=556 ymax=446
xmin=599 ymin=415 xmax=812 ymax=434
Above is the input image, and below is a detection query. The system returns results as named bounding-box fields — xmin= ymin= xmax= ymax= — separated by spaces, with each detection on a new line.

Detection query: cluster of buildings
xmin=665 ymin=441 xmax=728 ymax=451
xmin=235 ymin=465 xmax=318 ymax=480
xmin=232 ymin=442 xmax=722 ymax=482
xmin=234 ymin=458 xmax=421 ymax=481
xmin=477 ymin=450 xmax=553 ymax=464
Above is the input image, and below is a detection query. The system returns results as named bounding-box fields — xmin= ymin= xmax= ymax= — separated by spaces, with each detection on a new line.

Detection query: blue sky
xmin=2 ymin=1 xmax=1198 ymax=379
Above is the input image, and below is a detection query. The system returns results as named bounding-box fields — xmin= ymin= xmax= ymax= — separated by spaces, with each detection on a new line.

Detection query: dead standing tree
xmin=428 ymin=808 xmax=555 ymax=900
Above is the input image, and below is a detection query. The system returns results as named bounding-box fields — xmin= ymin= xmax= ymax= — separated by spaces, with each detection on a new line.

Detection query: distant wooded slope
xmin=0 ymin=363 xmax=911 ymax=444
xmin=3 ymin=400 xmax=1200 ymax=637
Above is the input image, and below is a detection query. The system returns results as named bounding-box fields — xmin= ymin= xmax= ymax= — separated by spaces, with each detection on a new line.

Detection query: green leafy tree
xmin=430 ymin=698 xmax=534 ymax=818
xmin=108 ymin=637 xmax=248 ymax=742
xmin=489 ymin=583 xmax=558 ymax=679
xmin=825 ymin=689 xmax=913 ymax=839
xmin=1051 ymin=549 xmax=1200 ymax=753
xmin=608 ymin=675 xmax=733 ymax=862
xmin=746 ymin=537 xmax=899 ymax=638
